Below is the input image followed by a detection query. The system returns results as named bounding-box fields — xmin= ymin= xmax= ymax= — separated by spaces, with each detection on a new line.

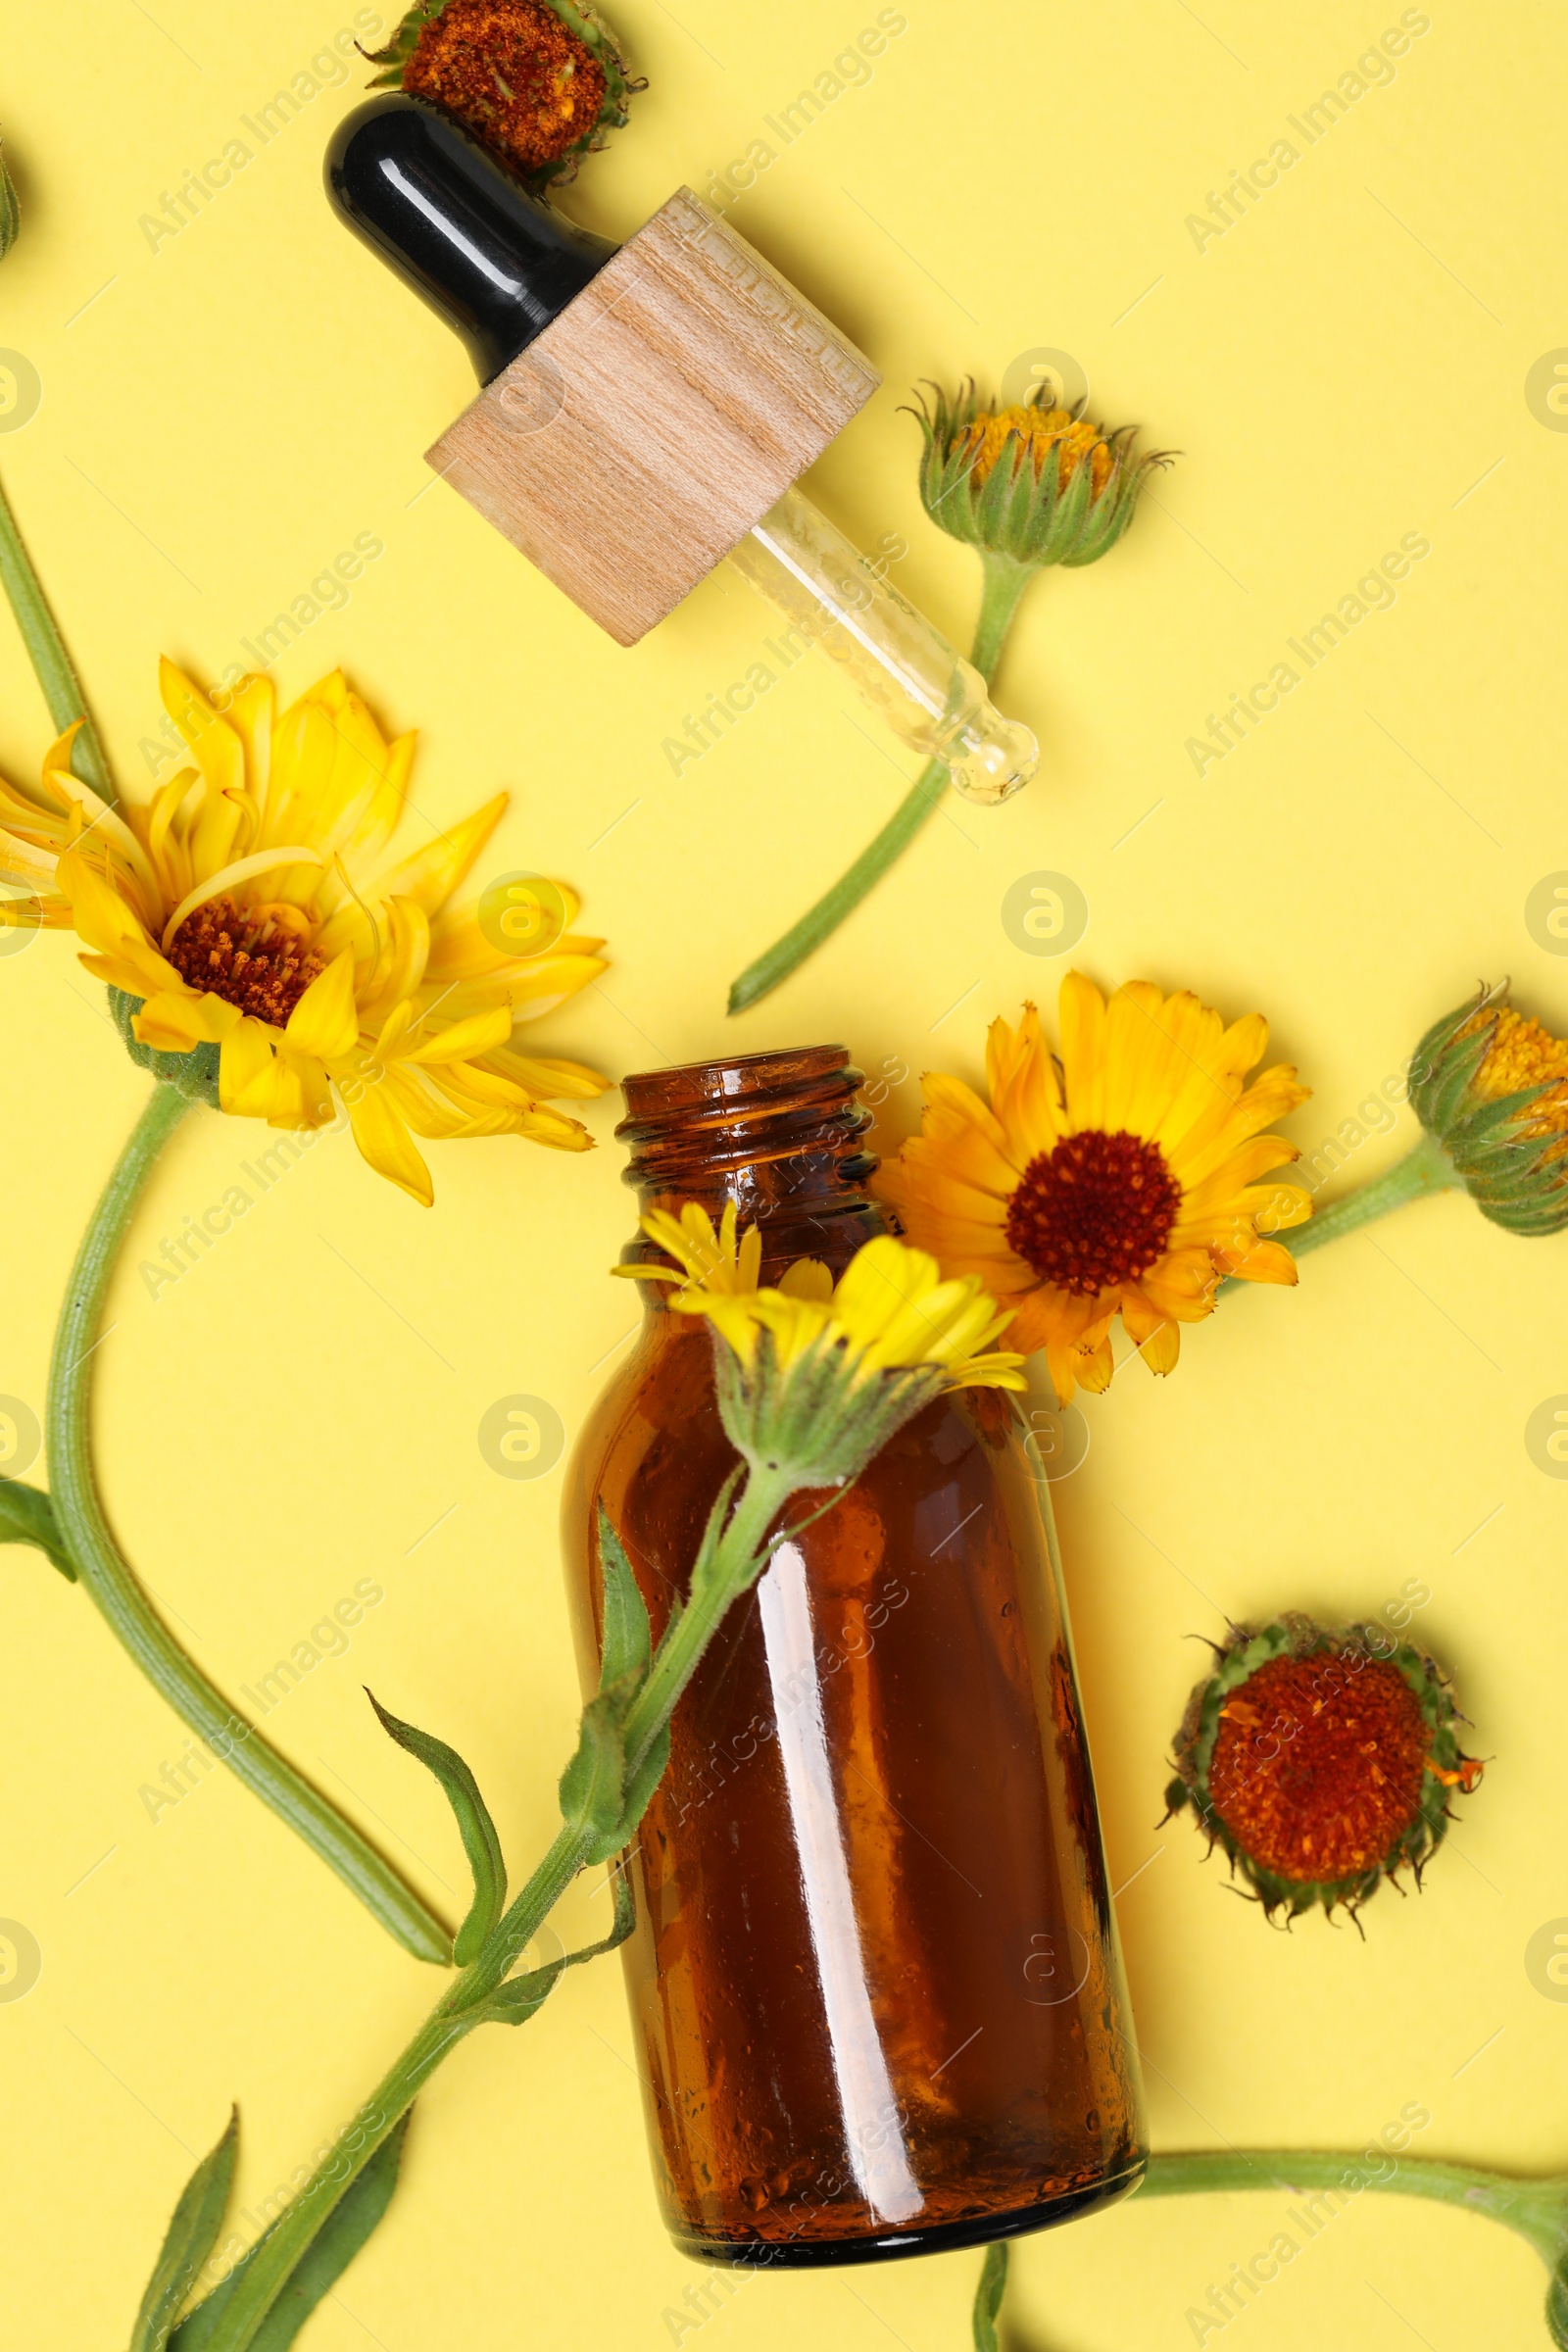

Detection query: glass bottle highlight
xmin=564 ymin=1046 xmax=1146 ymax=2265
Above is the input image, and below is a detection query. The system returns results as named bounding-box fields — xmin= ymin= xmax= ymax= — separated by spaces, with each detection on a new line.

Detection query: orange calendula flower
xmin=0 ymin=661 xmax=610 ymax=1204
xmin=911 ymin=381 xmax=1169 ymax=569
xmin=874 ymin=975 xmax=1310 ymax=1403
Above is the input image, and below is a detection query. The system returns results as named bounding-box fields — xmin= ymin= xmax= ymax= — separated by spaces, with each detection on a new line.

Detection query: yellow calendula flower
xmin=0 ymin=661 xmax=609 ymax=1203
xmin=621 ymin=1204 xmax=1023 ymax=1485
xmin=875 ymin=976 xmax=1311 ymax=1405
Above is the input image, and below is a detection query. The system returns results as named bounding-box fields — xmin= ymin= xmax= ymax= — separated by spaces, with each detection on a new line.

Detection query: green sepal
xmin=0 ymin=1475 xmax=74 ymax=1579
xmin=909 ymin=378 xmax=1169 ymax=570
xmin=366 ymin=1692 xmax=497 ymax=1966
xmin=170 ymin=2116 xmax=412 ymax=2350
xmin=972 ymin=2243 xmax=1008 ymax=2352
xmin=109 ymin=989 xmax=220 ymax=1108
xmin=129 ymin=2108 xmax=238 ymax=2352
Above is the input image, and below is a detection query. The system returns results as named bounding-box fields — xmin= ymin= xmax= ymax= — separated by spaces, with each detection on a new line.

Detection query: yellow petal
xmin=344 ymin=1079 xmax=435 ymax=1205
xmin=364 ymin=793 xmax=508 ymax=918
xmin=285 ymin=949 xmax=361 ymax=1060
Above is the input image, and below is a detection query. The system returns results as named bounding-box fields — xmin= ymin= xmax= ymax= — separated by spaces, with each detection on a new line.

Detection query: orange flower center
xmin=1005 ymin=1129 xmax=1181 ymax=1295
xmin=404 ymin=0 xmax=608 ymax=172
xmin=167 ymin=896 xmax=324 ymax=1027
xmin=1208 ymin=1652 xmax=1430 ymax=1886
xmin=1468 ymin=1004 xmax=1568 ymax=1138
xmin=959 ymin=404 xmax=1113 ymax=497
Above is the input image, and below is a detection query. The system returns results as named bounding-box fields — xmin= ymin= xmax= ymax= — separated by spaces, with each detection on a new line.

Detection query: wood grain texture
xmin=424 ymin=187 xmax=880 ymax=646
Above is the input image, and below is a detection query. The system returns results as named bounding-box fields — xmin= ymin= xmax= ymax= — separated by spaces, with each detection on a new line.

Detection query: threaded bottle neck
xmin=616 ymin=1045 xmax=883 ymax=1277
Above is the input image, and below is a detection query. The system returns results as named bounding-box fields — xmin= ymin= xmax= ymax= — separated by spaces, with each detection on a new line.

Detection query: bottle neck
xmin=617 ymin=1045 xmax=884 ymax=1285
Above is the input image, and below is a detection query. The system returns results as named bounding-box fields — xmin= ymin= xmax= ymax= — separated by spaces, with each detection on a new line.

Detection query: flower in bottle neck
xmin=1408 ymin=983 xmax=1568 ymax=1234
xmin=620 ymin=1204 xmax=1024 ymax=1486
xmin=1163 ymin=1614 xmax=1482 ymax=1924
xmin=365 ymin=0 xmax=638 ymax=189
xmin=911 ymin=381 xmax=1170 ymax=569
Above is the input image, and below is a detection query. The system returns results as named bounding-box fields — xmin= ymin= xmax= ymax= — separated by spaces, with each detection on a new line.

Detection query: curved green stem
xmin=0 ymin=470 xmax=118 ymax=805
xmin=193 ymin=1463 xmax=816 ymax=2348
xmin=206 ymin=1818 xmax=592 ymax=2352
xmin=1139 ymin=2148 xmax=1567 ymax=2268
xmin=726 ymin=552 xmax=1036 ymax=1015
xmin=1280 ymin=1131 xmax=1464 ymax=1261
xmin=46 ymin=1083 xmax=453 ymax=1966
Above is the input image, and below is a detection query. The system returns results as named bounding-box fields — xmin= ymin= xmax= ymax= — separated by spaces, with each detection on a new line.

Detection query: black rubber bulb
xmin=324 ymin=96 xmax=616 ymax=384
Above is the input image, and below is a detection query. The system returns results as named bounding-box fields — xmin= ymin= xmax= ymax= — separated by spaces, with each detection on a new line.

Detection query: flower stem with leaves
xmin=972 ymin=2151 xmax=1568 ymax=2349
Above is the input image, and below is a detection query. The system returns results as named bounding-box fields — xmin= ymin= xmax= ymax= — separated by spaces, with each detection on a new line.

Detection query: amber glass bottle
xmin=563 ymin=1046 xmax=1146 ymax=2267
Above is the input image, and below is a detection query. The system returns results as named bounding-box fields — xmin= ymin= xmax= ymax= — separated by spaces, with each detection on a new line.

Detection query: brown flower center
xmin=1207 ymin=1652 xmax=1432 ymax=1886
xmin=1005 ymin=1129 xmax=1181 ymax=1295
xmin=404 ymin=0 xmax=608 ymax=172
xmin=166 ymin=896 xmax=324 ymax=1027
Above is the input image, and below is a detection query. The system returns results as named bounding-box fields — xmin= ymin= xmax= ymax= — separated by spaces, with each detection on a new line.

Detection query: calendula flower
xmin=912 ymin=381 xmax=1169 ymax=571
xmin=367 ymin=0 xmax=637 ymax=187
xmin=1163 ymin=1615 xmax=1482 ymax=1924
xmin=1409 ymin=983 xmax=1568 ymax=1234
xmin=875 ymin=977 xmax=1310 ymax=1405
xmin=620 ymin=1203 xmax=1023 ymax=1484
xmin=0 ymin=660 xmax=609 ymax=1203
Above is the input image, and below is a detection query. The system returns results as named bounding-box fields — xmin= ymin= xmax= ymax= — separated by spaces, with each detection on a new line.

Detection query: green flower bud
xmin=910 ymin=380 xmax=1169 ymax=569
xmin=1409 ymin=983 xmax=1568 ymax=1235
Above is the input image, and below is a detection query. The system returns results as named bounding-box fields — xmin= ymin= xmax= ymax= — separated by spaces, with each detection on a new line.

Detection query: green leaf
xmin=615 ymin=1719 xmax=671 ymax=1848
xmin=596 ymin=1509 xmax=652 ymax=1690
xmin=367 ymin=1693 xmax=503 ymax=1967
xmin=0 ymin=1476 xmax=75 ymax=1579
xmin=480 ymin=1862 xmax=638 ymax=2028
xmin=558 ymin=1687 xmax=633 ymax=1864
xmin=481 ymin=1961 xmax=565 ymax=2028
xmin=130 ymin=2108 xmax=238 ymax=2352
xmin=972 ymin=2242 xmax=1008 ymax=2352
xmin=171 ymin=2115 xmax=411 ymax=2350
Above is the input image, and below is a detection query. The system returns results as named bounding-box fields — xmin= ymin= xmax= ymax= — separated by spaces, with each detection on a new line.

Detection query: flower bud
xmin=1164 ymin=1613 xmax=1480 ymax=1924
xmin=1410 ymin=983 xmax=1568 ymax=1235
xmin=910 ymin=381 xmax=1169 ymax=569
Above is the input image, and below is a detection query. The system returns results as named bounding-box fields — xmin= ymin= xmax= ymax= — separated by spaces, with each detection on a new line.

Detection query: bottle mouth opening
xmin=618 ymin=1043 xmax=850 ymax=1124
xmin=616 ymin=1044 xmax=877 ymax=1203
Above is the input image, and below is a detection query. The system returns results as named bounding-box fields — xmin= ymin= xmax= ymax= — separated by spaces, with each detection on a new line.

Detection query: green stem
xmin=197 ymin=1460 xmax=814 ymax=2348
xmin=621 ymin=1463 xmax=796 ymax=1771
xmin=1139 ymin=2148 xmax=1567 ymax=2269
xmin=205 ymin=1818 xmax=593 ymax=2352
xmin=726 ymin=553 xmax=1035 ymax=1014
xmin=1282 ymin=1132 xmax=1464 ymax=1263
xmin=46 ymin=1084 xmax=453 ymax=1967
xmin=0 ymin=471 xmax=118 ymax=805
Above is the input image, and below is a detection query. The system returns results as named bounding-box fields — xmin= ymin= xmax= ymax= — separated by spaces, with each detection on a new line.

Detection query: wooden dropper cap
xmin=326 ymin=98 xmax=879 ymax=646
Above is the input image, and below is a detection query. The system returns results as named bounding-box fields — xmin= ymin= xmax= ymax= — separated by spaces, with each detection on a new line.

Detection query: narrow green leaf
xmin=0 ymin=1475 xmax=75 ymax=1579
xmin=558 ymin=1687 xmax=630 ymax=1862
xmin=130 ymin=2108 xmax=238 ymax=2352
xmin=367 ymin=1693 xmax=503 ymax=1966
xmin=482 ymin=1961 xmax=565 ymax=2028
xmin=171 ymin=2115 xmax=412 ymax=2351
xmin=972 ymin=2241 xmax=1008 ymax=2352
xmin=0 ymin=133 xmax=19 ymax=261
xmin=596 ymin=1508 xmax=652 ymax=1691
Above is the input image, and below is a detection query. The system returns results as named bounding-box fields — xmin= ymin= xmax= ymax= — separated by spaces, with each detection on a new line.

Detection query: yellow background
xmin=2 ymin=1 xmax=1565 ymax=2343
